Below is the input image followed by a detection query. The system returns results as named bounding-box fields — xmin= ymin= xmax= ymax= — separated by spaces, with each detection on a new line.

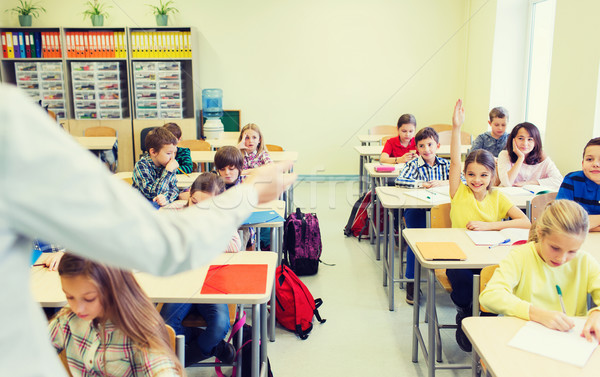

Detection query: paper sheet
xmin=465 ymin=228 xmax=530 ymax=246
xmin=508 ymin=318 xmax=598 ymax=367
xmin=403 ymin=189 xmax=449 ymax=204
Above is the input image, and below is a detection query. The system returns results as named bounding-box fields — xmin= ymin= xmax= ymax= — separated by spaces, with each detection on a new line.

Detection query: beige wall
xmin=1 ymin=0 xmax=469 ymax=175
xmin=545 ymin=0 xmax=600 ymax=174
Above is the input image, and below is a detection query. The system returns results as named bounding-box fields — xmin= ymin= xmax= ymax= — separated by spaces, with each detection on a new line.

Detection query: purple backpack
xmin=283 ymin=208 xmax=323 ymax=276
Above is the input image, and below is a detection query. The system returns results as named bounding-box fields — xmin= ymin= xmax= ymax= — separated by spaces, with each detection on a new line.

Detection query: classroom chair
xmin=471 ymin=265 xmax=499 ymax=377
xmin=437 ymin=130 xmax=472 ymax=145
xmin=178 ymin=139 xmax=211 ymax=172
xmin=266 ymin=144 xmax=283 ymax=152
xmin=166 ymin=324 xmax=186 ymax=366
xmin=84 ymin=126 xmax=117 ymax=137
xmin=529 ymin=192 xmax=557 ymax=222
xmin=428 ymin=124 xmax=453 ymax=133
xmin=368 ymin=125 xmax=396 ymax=136
xmin=139 ymin=126 xmax=158 ymax=156
xmin=429 ymin=203 xmax=456 ymax=362
xmin=381 ymin=135 xmax=393 ymax=145
xmin=84 ymin=126 xmax=118 ymax=172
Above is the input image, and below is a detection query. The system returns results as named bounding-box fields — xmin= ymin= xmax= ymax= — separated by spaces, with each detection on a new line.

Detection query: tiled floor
xmin=187 ymin=180 xmax=473 ymax=376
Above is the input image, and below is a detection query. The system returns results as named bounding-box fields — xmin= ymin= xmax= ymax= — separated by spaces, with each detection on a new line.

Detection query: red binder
xmin=201 ymin=264 xmax=268 ymax=294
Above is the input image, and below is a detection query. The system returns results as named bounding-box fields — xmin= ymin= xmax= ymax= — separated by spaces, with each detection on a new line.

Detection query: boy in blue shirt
xmin=132 ymin=127 xmax=180 ymax=207
xmin=471 ymin=107 xmax=509 ymax=157
xmin=557 ymin=137 xmax=600 ymax=231
xmin=397 ymin=127 xmax=450 ymax=304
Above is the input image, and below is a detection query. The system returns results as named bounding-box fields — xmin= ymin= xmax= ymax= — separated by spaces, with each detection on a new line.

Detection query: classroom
xmin=2 ymin=0 xmax=600 ymax=376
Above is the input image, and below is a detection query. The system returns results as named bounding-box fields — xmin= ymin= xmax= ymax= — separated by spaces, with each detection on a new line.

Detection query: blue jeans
xmin=446 ymin=268 xmax=482 ymax=309
xmin=160 ymin=303 xmax=230 ymax=356
xmin=403 ymin=208 xmax=426 ymax=279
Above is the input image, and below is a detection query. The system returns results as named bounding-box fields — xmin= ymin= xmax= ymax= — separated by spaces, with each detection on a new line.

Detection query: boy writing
xmin=557 ymin=137 xmax=600 ymax=231
xmin=471 ymin=106 xmax=509 ymax=157
xmin=132 ymin=127 xmax=180 ymax=207
xmin=396 ymin=127 xmax=450 ymax=304
xmin=163 ymin=122 xmax=194 ymax=174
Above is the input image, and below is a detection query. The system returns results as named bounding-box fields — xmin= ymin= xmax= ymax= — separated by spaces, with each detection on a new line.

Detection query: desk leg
xmin=398 ymin=208 xmax=404 ymax=288
xmin=359 ymin=156 xmax=365 ymax=194
xmin=427 ymin=268 xmax=436 ymax=377
xmin=383 ymin=206 xmax=389 ymax=287
xmin=269 ymin=228 xmax=277 ymax=342
xmin=260 ymin=303 xmax=268 ymax=368
xmin=369 ymin=176 xmax=375 ymax=244
xmin=252 ymin=304 xmax=260 ymax=377
xmin=388 ymin=208 xmax=395 ymax=311
xmin=412 ymin=258 xmax=421 ymax=362
xmin=375 ymin=183 xmax=381 ymax=260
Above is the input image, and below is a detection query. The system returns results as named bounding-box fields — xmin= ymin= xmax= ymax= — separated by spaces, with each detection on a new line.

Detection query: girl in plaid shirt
xmin=237 ymin=123 xmax=272 ymax=175
xmin=49 ymin=254 xmax=184 ymax=376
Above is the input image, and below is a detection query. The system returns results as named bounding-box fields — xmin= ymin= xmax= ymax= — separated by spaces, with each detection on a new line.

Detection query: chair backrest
xmin=140 ymin=127 xmax=158 ymax=154
xmin=381 ymin=135 xmax=393 ymax=145
xmin=473 ymin=265 xmax=499 ymax=315
xmin=430 ymin=203 xmax=452 ymax=228
xmin=428 ymin=124 xmax=453 ymax=133
xmin=266 ymin=144 xmax=283 ymax=152
xmin=85 ymin=126 xmax=117 ymax=137
xmin=437 ymin=130 xmax=472 ymax=145
xmin=529 ymin=192 xmax=558 ymax=222
xmin=165 ymin=324 xmax=176 ymax=351
xmin=369 ymin=125 xmax=396 ymax=136
xmin=178 ymin=139 xmax=211 ymax=151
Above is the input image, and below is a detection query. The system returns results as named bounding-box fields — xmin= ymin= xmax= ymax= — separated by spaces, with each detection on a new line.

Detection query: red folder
xmin=201 ymin=264 xmax=268 ymax=294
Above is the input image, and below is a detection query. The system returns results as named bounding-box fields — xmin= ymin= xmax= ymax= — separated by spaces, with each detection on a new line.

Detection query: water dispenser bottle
xmin=202 ymin=88 xmax=224 ymax=139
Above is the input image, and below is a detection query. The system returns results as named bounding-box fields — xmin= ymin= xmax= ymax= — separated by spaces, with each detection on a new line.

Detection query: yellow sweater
xmin=480 ymin=242 xmax=600 ymax=319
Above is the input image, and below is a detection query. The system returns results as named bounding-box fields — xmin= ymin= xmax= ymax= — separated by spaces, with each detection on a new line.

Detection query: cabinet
xmin=0 ymin=26 xmax=198 ymax=171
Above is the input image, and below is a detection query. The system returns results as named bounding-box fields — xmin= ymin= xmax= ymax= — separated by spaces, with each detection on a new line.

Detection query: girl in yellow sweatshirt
xmin=480 ymin=200 xmax=600 ymax=340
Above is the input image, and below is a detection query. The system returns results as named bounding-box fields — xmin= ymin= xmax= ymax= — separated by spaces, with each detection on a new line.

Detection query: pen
xmin=556 ymin=285 xmax=566 ymax=314
xmin=178 ymin=167 xmax=190 ymax=177
xmin=522 ymin=188 xmax=535 ymax=194
xmin=488 ymin=238 xmax=511 ymax=249
xmin=32 ymin=263 xmax=45 ymax=267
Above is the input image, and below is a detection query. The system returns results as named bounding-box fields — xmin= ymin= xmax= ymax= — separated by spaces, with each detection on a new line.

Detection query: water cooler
xmin=202 ymin=88 xmax=224 ymax=139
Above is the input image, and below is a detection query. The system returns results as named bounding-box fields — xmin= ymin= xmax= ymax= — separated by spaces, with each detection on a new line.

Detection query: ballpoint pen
xmin=556 ymin=285 xmax=567 ymax=314
xmin=488 ymin=238 xmax=511 ymax=249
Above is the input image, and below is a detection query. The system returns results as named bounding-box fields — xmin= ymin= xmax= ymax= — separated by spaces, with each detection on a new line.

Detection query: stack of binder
xmin=65 ymin=31 xmax=127 ymax=58
xmin=1 ymin=31 xmax=61 ymax=58
xmin=130 ymin=30 xmax=191 ymax=58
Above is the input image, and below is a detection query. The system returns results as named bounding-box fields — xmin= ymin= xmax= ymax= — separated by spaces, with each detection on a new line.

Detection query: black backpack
xmin=283 ymin=208 xmax=323 ymax=276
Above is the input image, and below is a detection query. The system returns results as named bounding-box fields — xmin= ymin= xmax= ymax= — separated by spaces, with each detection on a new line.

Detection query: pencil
xmin=178 ymin=167 xmax=190 ymax=177
xmin=556 ymin=285 xmax=566 ymax=314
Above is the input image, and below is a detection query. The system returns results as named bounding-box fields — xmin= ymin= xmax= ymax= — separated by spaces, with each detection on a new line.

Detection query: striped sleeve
xmin=175 ymin=147 xmax=194 ymax=174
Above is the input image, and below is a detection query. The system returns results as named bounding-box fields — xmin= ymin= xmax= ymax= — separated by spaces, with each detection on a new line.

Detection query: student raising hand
xmin=452 ymin=99 xmax=465 ymax=129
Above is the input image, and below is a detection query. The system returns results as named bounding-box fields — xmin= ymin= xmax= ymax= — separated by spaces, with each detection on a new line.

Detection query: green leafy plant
xmin=83 ymin=0 xmax=111 ymax=18
xmin=147 ymin=0 xmax=179 ymax=16
xmin=5 ymin=0 xmax=46 ymax=18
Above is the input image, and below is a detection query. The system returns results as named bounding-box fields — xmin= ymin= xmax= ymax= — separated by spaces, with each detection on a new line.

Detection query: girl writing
xmin=379 ymin=114 xmax=418 ymax=164
xmin=480 ymin=200 xmax=600 ymax=341
xmin=161 ymin=173 xmax=239 ymax=365
xmin=497 ymin=122 xmax=563 ymax=188
xmin=49 ymin=253 xmax=184 ymax=376
xmin=449 ymin=100 xmax=531 ymax=351
xmin=237 ymin=123 xmax=272 ymax=175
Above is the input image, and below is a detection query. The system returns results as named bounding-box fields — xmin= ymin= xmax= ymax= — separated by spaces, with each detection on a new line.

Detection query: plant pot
xmin=18 ymin=15 xmax=32 ymax=27
xmin=91 ymin=15 xmax=104 ymax=27
xmin=156 ymin=15 xmax=168 ymax=26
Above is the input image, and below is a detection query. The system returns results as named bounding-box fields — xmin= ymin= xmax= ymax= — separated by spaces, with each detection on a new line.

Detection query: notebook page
xmin=403 ymin=190 xmax=449 ymax=205
xmin=508 ymin=318 xmax=598 ymax=367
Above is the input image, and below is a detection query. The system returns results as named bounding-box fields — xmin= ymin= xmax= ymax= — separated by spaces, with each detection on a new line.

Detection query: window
xmin=524 ymin=0 xmax=556 ymax=138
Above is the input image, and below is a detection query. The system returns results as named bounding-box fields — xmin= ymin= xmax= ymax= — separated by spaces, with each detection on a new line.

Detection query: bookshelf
xmin=0 ymin=26 xmax=198 ymax=171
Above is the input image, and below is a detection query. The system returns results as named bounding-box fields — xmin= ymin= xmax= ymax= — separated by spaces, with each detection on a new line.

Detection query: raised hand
xmin=452 ymin=99 xmax=465 ymax=128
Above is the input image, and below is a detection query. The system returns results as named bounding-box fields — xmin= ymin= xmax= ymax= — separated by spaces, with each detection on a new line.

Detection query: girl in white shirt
xmin=497 ymin=122 xmax=562 ymax=189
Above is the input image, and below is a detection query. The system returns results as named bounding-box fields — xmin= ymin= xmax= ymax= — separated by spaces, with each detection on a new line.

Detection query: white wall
xmin=1 ymin=0 xmax=470 ymax=175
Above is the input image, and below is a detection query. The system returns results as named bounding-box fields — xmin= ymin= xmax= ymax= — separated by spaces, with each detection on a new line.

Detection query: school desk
xmin=31 ymin=252 xmax=277 ymax=377
xmin=74 ymin=136 xmax=117 ymax=151
xmin=354 ymin=145 xmax=471 ymax=194
xmin=363 ymin=162 xmax=405 ymax=260
xmin=462 ymin=316 xmax=600 ymax=377
xmin=358 ymin=134 xmax=386 ymax=145
xmin=205 ymin=131 xmax=240 ymax=150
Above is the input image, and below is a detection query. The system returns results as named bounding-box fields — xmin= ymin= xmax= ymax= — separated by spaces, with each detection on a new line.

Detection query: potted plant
xmin=5 ymin=0 xmax=46 ymax=27
xmin=147 ymin=0 xmax=178 ymax=26
xmin=83 ymin=0 xmax=111 ymax=27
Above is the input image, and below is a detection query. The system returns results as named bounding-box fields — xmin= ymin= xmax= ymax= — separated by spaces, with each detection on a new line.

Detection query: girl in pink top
xmin=497 ymin=122 xmax=562 ymax=189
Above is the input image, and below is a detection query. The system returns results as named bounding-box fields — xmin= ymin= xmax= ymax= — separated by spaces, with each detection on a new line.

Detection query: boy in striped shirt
xmin=397 ymin=127 xmax=450 ymax=304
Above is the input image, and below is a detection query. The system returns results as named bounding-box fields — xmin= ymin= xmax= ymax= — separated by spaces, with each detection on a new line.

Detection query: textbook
xmin=465 ymin=228 xmax=529 ymax=246
xmin=242 ymin=210 xmax=284 ymax=225
xmin=508 ymin=318 xmax=598 ymax=367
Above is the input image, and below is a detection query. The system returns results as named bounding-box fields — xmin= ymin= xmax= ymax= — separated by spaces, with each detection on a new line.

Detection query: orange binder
xmin=201 ymin=264 xmax=268 ymax=294
xmin=416 ymin=242 xmax=467 ymax=261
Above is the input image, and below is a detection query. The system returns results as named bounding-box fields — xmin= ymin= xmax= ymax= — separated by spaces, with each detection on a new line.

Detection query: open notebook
xmin=465 ymin=228 xmax=530 ymax=246
xmin=403 ymin=188 xmax=450 ymax=205
xmin=497 ymin=185 xmax=556 ymax=196
xmin=508 ymin=318 xmax=599 ymax=367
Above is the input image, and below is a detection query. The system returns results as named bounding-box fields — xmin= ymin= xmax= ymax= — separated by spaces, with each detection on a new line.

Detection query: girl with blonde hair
xmin=49 ymin=253 xmax=184 ymax=376
xmin=480 ymin=200 xmax=600 ymax=341
xmin=237 ymin=123 xmax=272 ymax=175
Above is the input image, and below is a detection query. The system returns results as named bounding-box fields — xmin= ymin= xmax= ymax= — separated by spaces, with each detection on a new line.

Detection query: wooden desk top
xmin=191 ymin=151 xmax=298 ymax=163
xmin=114 ymin=171 xmax=201 ymax=189
xmin=463 ymin=316 xmax=600 ymax=377
xmin=75 ymin=136 xmax=117 ymax=151
xmin=354 ymin=144 xmax=470 ymax=157
xmin=31 ymin=252 xmax=277 ymax=307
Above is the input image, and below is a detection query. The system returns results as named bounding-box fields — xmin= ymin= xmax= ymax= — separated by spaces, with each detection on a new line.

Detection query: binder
xmin=13 ymin=33 xmax=20 ymax=58
xmin=1 ymin=32 xmax=7 ymax=58
xmin=18 ymin=32 xmax=26 ymax=58
xmin=34 ymin=32 xmax=42 ymax=58
xmin=54 ymin=31 xmax=61 ymax=57
xmin=42 ymin=32 xmax=49 ymax=58
xmin=29 ymin=32 xmax=36 ymax=58
xmin=24 ymin=32 xmax=31 ymax=58
xmin=152 ymin=32 xmax=159 ymax=58
xmin=108 ymin=32 xmax=115 ymax=58
xmin=90 ymin=32 xmax=97 ymax=58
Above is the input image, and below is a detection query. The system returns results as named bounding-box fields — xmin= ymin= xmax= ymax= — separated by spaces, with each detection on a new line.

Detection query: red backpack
xmin=275 ymin=264 xmax=326 ymax=339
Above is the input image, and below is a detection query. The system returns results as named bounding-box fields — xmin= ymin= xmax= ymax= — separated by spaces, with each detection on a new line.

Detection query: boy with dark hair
xmin=214 ymin=146 xmax=244 ymax=189
xmin=396 ymin=126 xmax=450 ymax=304
xmin=471 ymin=106 xmax=509 ymax=157
xmin=557 ymin=137 xmax=600 ymax=231
xmin=132 ymin=127 xmax=180 ymax=207
xmin=163 ymin=123 xmax=194 ymax=174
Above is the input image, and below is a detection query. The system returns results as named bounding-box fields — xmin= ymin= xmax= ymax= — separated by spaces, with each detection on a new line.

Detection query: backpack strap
xmin=215 ymin=310 xmax=247 ymax=377
xmin=313 ymin=298 xmax=327 ymax=324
